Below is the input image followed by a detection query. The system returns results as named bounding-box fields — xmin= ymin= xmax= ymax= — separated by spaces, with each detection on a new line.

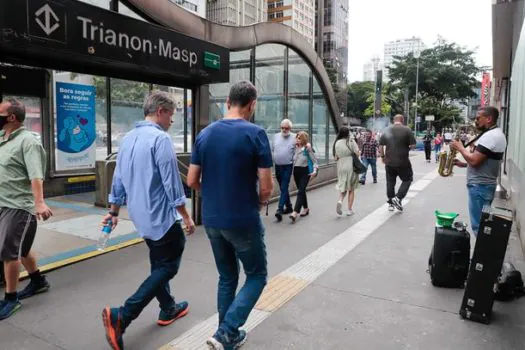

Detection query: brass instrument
xmin=438 ymin=127 xmax=466 ymax=177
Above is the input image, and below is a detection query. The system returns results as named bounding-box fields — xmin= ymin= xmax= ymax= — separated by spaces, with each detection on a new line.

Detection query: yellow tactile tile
xmin=255 ymin=275 xmax=309 ymax=312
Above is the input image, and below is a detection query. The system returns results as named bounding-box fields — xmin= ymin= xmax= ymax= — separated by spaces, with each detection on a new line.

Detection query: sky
xmin=347 ymin=0 xmax=493 ymax=82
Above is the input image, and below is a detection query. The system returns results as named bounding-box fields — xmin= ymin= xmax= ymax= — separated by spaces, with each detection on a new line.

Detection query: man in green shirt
xmin=0 ymin=97 xmax=53 ymax=320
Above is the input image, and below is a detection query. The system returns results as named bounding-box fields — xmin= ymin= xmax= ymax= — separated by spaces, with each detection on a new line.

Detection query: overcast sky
xmin=347 ymin=0 xmax=493 ymax=82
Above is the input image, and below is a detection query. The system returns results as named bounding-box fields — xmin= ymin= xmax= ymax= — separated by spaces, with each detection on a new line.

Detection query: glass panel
xmin=255 ymin=44 xmax=285 ymax=136
xmin=4 ymin=96 xmax=43 ymax=144
xmin=110 ymin=78 xmax=150 ymax=153
xmin=53 ymin=72 xmax=108 ymax=163
xmin=288 ymin=49 xmax=310 ymax=135
xmin=313 ymin=94 xmax=328 ymax=165
xmin=209 ymin=50 xmax=251 ymax=121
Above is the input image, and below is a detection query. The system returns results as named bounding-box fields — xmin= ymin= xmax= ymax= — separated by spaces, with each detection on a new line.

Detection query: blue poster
xmin=55 ymin=82 xmax=96 ymax=171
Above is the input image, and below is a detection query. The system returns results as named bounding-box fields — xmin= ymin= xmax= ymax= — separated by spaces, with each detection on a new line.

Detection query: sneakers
xmin=336 ymin=201 xmax=343 ymax=216
xmin=18 ymin=276 xmax=50 ymax=300
xmin=0 ymin=299 xmax=21 ymax=320
xmin=391 ymin=197 xmax=403 ymax=211
xmin=102 ymin=306 xmax=124 ymax=350
xmin=207 ymin=330 xmax=247 ymax=350
xmin=346 ymin=209 xmax=355 ymax=216
xmin=157 ymin=301 xmax=189 ymax=326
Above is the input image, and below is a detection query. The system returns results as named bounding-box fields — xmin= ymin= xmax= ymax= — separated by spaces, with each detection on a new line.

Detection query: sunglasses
xmin=281 ymin=127 xmax=290 ymax=131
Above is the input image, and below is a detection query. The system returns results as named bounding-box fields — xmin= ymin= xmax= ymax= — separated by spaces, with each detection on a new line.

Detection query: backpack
xmin=494 ymin=262 xmax=525 ymax=302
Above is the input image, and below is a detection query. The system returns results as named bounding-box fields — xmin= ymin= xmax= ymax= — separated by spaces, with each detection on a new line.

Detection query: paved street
xmin=1 ymin=152 xmax=524 ymax=350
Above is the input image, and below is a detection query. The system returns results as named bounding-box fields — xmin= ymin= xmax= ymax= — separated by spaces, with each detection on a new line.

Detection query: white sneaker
xmin=346 ymin=209 xmax=354 ymax=216
xmin=336 ymin=201 xmax=343 ymax=215
xmin=388 ymin=204 xmax=395 ymax=212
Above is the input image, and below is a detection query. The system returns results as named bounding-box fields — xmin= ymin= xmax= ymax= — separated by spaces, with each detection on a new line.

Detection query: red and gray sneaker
xmin=102 ymin=306 xmax=124 ymax=350
xmin=157 ymin=301 xmax=189 ymax=326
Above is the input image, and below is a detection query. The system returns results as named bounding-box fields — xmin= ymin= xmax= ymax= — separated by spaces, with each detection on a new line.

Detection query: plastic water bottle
xmin=97 ymin=220 xmax=112 ymax=251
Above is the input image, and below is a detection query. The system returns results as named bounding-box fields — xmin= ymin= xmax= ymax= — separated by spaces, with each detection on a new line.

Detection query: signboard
xmin=481 ymin=72 xmax=491 ymax=107
xmin=0 ymin=0 xmax=230 ymax=86
xmin=425 ymin=115 xmax=435 ymax=121
xmin=55 ymin=82 xmax=96 ymax=171
xmin=416 ymin=116 xmax=421 ymax=123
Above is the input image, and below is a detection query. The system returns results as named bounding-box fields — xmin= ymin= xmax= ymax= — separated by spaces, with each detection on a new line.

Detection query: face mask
xmin=0 ymin=117 xmax=8 ymax=130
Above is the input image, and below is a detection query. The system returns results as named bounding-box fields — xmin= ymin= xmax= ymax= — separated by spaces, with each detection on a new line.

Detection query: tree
xmin=363 ymin=93 xmax=391 ymax=118
xmin=346 ymin=81 xmax=374 ymax=118
xmin=387 ymin=38 xmax=480 ymax=127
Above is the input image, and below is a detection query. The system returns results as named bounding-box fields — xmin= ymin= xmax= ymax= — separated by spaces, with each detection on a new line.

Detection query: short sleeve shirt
xmin=379 ymin=125 xmax=416 ymax=167
xmin=467 ymin=128 xmax=507 ymax=185
xmin=191 ymin=119 xmax=273 ymax=229
xmin=0 ymin=128 xmax=46 ymax=214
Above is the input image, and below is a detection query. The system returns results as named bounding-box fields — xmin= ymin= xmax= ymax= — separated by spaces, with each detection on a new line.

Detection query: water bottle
xmin=97 ymin=219 xmax=112 ymax=251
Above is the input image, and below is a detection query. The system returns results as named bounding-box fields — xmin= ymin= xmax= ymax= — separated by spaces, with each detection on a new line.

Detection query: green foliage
xmin=363 ymin=93 xmax=391 ymax=117
xmin=387 ymin=38 xmax=480 ymax=126
xmin=346 ymin=81 xmax=374 ymax=118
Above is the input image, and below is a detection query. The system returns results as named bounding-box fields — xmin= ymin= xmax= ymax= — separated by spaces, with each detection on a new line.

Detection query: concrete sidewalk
xmin=1 ymin=152 xmax=523 ymax=350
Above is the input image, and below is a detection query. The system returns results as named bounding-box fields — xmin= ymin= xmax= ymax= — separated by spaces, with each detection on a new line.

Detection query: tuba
xmin=438 ymin=128 xmax=464 ymax=177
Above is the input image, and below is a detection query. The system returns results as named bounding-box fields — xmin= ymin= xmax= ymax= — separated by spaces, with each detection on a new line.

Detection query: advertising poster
xmin=55 ymin=82 xmax=96 ymax=171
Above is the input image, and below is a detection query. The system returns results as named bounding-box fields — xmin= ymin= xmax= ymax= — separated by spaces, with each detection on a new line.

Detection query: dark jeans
xmin=385 ymin=163 xmax=413 ymax=201
xmin=293 ymin=166 xmax=311 ymax=213
xmin=424 ymin=142 xmax=432 ymax=160
xmin=360 ymin=158 xmax=377 ymax=182
xmin=205 ymin=221 xmax=267 ymax=338
xmin=120 ymin=222 xmax=186 ymax=328
xmin=275 ymin=164 xmax=293 ymax=211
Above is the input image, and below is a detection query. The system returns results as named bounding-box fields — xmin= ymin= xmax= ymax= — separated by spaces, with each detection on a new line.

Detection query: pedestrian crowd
xmin=0 ymin=81 xmax=506 ymax=350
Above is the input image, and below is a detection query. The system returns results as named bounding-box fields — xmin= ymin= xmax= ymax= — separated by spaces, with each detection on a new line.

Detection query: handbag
xmin=303 ymin=148 xmax=315 ymax=174
xmin=347 ymin=139 xmax=366 ymax=174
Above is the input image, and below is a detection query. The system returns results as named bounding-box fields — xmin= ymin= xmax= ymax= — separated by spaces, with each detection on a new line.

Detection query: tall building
xmin=315 ymin=0 xmax=349 ymax=88
xmin=268 ymin=0 xmax=315 ymax=46
xmin=171 ymin=0 xmax=206 ymax=18
xmin=383 ymin=36 xmax=425 ymax=80
xmin=363 ymin=56 xmax=383 ymax=82
xmin=207 ymin=0 xmax=267 ymax=26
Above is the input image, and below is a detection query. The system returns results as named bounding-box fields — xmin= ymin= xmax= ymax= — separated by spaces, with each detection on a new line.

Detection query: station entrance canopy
xmin=0 ymin=0 xmax=230 ymax=87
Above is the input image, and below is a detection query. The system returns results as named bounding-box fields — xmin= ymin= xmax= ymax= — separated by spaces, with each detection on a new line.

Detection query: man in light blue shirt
xmin=100 ymin=91 xmax=195 ymax=350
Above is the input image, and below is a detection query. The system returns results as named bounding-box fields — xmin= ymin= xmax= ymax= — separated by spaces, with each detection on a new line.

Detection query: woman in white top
xmin=333 ymin=126 xmax=360 ymax=216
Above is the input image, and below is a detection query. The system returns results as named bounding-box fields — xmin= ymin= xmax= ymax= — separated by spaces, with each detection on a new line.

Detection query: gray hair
xmin=143 ymin=90 xmax=175 ymax=117
xmin=4 ymin=97 xmax=26 ymax=122
xmin=281 ymin=119 xmax=293 ymax=128
xmin=228 ymin=81 xmax=257 ymax=107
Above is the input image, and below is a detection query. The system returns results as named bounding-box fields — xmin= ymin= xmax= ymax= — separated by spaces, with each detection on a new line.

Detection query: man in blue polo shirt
xmin=188 ymin=80 xmax=274 ymax=350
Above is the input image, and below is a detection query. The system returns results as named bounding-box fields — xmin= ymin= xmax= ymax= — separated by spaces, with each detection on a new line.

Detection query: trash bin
xmin=95 ymin=153 xmax=118 ymax=208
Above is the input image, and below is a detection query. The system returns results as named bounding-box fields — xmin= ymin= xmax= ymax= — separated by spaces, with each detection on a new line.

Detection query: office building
xmin=363 ymin=56 xmax=383 ymax=82
xmin=207 ymin=0 xmax=267 ymax=26
xmin=315 ymin=0 xmax=349 ymax=88
xmin=268 ymin=0 xmax=315 ymax=46
xmin=383 ymin=36 xmax=425 ymax=80
xmin=492 ymin=0 xmax=525 ymax=251
xmin=171 ymin=0 xmax=206 ymax=17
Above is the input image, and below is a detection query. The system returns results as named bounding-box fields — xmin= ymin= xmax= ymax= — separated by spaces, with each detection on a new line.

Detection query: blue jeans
xmin=120 ymin=222 xmax=186 ymax=327
xmin=360 ymin=158 xmax=377 ymax=182
xmin=467 ymin=183 xmax=496 ymax=237
xmin=205 ymin=221 xmax=268 ymax=338
xmin=434 ymin=144 xmax=442 ymax=161
xmin=275 ymin=164 xmax=293 ymax=211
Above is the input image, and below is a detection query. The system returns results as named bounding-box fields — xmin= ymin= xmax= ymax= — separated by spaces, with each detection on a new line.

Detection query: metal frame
xmin=122 ymin=0 xmax=342 ymax=132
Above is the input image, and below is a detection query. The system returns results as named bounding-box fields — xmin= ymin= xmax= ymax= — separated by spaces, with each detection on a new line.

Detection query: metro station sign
xmin=0 ymin=0 xmax=230 ymax=86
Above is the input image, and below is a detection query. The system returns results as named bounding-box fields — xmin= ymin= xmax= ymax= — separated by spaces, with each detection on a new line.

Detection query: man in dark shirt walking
xmin=379 ymin=114 xmax=417 ymax=212
xmin=187 ymin=81 xmax=274 ymax=350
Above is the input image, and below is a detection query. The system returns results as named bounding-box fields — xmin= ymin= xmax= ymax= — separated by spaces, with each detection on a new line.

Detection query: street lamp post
xmin=414 ymin=49 xmax=420 ymax=133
